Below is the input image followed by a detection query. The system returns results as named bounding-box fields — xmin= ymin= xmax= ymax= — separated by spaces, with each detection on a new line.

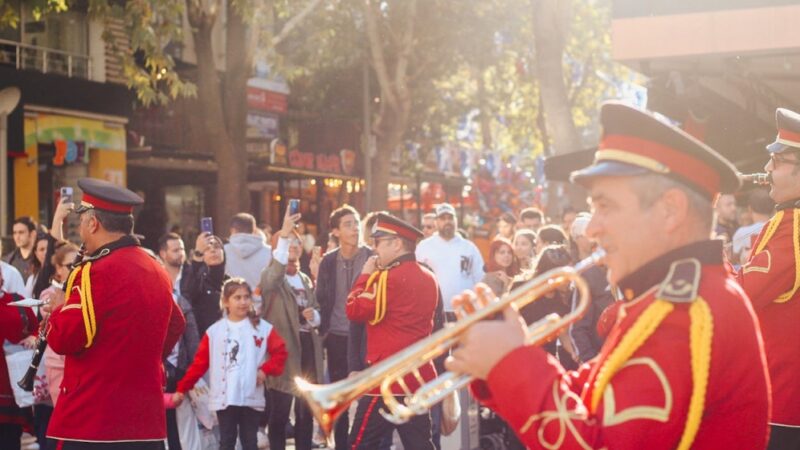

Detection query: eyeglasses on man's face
xmin=770 ymin=151 xmax=800 ymax=167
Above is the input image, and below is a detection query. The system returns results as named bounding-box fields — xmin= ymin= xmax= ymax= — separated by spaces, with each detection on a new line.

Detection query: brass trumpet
xmin=296 ymin=249 xmax=605 ymax=437
xmin=740 ymin=172 xmax=770 ymax=186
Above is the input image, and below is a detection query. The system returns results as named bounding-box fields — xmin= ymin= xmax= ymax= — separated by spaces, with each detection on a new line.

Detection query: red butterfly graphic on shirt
xmin=253 ymin=335 xmax=264 ymax=347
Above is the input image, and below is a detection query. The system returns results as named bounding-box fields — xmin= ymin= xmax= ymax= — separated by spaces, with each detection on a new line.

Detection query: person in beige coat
xmin=259 ymin=209 xmax=324 ymax=450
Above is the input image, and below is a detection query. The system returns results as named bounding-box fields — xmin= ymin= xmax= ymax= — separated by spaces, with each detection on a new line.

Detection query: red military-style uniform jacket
xmin=472 ymin=241 xmax=770 ymax=449
xmin=346 ymin=253 xmax=438 ymax=395
xmin=1 ymin=292 xmax=38 ymax=425
xmin=46 ymin=236 xmax=186 ymax=443
xmin=738 ymin=204 xmax=800 ymax=426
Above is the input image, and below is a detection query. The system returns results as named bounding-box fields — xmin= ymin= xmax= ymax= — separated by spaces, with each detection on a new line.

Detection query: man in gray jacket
xmin=224 ymin=213 xmax=272 ymax=311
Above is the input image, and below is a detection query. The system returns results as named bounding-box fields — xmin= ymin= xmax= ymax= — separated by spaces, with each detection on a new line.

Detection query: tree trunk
xmin=219 ymin=2 xmax=252 ymax=222
xmin=369 ymin=115 xmax=407 ymax=211
xmin=187 ymin=1 xmax=249 ymax=225
xmin=189 ymin=10 xmax=247 ymax=226
xmin=532 ymin=0 xmax=586 ymax=215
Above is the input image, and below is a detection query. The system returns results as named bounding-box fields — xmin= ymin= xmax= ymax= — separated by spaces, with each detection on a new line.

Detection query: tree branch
xmin=364 ymin=0 xmax=398 ymax=109
xmin=393 ymin=0 xmax=417 ymax=103
xmin=271 ymin=0 xmax=325 ymax=48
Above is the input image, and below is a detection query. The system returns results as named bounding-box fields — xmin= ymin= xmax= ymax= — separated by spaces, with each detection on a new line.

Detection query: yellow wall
xmin=89 ymin=148 xmax=126 ymax=185
xmin=14 ymin=117 xmax=39 ymax=219
xmin=14 ymin=112 xmax=127 ymax=222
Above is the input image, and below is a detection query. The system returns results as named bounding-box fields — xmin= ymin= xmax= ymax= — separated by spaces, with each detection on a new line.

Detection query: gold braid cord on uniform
xmin=365 ymin=270 xmax=390 ymax=325
xmin=752 ymin=209 xmax=800 ymax=303
xmin=590 ymin=298 xmax=713 ymax=450
xmin=64 ymin=262 xmax=98 ymax=348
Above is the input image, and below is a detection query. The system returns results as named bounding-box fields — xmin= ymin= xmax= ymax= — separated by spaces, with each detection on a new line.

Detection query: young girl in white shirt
xmin=173 ymin=278 xmax=287 ymax=450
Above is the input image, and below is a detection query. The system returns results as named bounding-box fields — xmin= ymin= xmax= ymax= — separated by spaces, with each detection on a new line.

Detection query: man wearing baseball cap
xmin=738 ymin=107 xmax=800 ymax=449
xmin=416 ymin=203 xmax=484 ymax=317
xmin=446 ymin=102 xmax=770 ymax=449
xmin=45 ymin=178 xmax=186 ymax=449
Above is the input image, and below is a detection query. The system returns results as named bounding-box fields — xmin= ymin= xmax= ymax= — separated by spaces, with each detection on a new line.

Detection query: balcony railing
xmin=0 ymin=38 xmax=92 ymax=80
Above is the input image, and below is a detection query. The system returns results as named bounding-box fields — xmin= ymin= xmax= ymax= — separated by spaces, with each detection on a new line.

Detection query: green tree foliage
xmin=1 ymin=0 xmax=631 ymax=214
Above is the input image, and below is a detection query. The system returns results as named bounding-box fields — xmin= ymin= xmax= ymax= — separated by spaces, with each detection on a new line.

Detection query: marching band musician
xmin=44 ymin=178 xmax=185 ymax=450
xmin=446 ymin=102 xmax=771 ymax=449
xmin=0 ymin=270 xmax=38 ymax=450
xmin=737 ymin=108 xmax=800 ymax=450
xmin=345 ymin=213 xmax=439 ymax=449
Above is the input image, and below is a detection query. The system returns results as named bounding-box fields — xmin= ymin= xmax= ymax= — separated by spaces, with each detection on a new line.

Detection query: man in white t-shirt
xmin=1 ymin=260 xmax=27 ymax=296
xmin=416 ymin=203 xmax=484 ymax=316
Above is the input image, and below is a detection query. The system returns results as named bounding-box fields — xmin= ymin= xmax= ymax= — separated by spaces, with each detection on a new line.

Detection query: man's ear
xmin=659 ymin=188 xmax=690 ymax=234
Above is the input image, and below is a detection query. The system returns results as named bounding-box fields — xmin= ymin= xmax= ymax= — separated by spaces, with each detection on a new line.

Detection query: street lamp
xmin=0 ymin=86 xmax=21 ymax=235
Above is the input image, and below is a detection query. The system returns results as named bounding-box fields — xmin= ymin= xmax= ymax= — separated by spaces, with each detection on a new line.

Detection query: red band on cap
xmin=778 ymin=128 xmax=800 ymax=146
xmin=82 ymin=193 xmax=134 ymax=214
xmin=599 ymin=134 xmax=721 ymax=196
xmin=375 ymin=222 xmax=418 ymax=241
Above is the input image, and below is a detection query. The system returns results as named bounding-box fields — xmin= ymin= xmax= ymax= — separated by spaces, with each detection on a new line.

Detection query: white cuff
xmin=273 ymin=237 xmax=290 ymax=266
xmin=309 ymin=309 xmax=321 ymax=328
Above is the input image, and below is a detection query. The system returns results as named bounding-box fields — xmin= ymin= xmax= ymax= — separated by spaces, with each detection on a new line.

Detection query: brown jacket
xmin=259 ymin=258 xmax=324 ymax=394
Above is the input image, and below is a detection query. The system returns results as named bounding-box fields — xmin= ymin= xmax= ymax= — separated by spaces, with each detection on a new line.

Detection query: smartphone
xmin=289 ymin=198 xmax=300 ymax=215
xmin=60 ymin=187 xmax=73 ymax=203
xmin=200 ymin=217 xmax=214 ymax=235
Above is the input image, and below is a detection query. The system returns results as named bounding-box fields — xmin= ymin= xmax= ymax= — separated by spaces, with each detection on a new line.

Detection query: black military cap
xmin=74 ymin=178 xmax=143 ymax=214
xmin=766 ymin=108 xmax=800 ymax=154
xmin=571 ymin=101 xmax=741 ymax=197
xmin=370 ymin=213 xmax=424 ymax=242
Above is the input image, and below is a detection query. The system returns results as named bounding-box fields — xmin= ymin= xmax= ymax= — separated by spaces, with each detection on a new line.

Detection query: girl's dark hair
xmin=537 ymin=225 xmax=568 ymax=246
xmin=220 ymin=277 xmax=259 ymax=329
xmin=31 ymin=232 xmax=49 ymax=275
xmin=534 ymin=244 xmax=573 ymax=277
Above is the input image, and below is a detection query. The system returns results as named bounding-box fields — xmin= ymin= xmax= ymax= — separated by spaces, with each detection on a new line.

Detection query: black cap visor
xmin=570 ymin=161 xmax=652 ymax=187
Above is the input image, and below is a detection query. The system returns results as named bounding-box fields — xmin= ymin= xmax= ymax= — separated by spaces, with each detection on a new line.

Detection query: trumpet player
xmin=447 ymin=102 xmax=770 ymax=449
xmin=737 ymin=108 xmax=800 ymax=450
xmin=345 ymin=213 xmax=438 ymax=449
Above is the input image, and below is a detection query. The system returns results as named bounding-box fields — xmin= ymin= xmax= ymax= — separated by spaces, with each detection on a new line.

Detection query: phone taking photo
xmin=289 ymin=198 xmax=300 ymax=216
xmin=200 ymin=217 xmax=214 ymax=235
xmin=60 ymin=187 xmax=73 ymax=203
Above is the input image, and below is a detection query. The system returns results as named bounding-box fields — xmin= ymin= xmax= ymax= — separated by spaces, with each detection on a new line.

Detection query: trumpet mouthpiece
xmin=739 ymin=173 xmax=770 ymax=186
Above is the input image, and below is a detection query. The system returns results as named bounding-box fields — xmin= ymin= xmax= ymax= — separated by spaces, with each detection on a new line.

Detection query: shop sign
xmin=53 ymin=140 xmax=89 ymax=166
xmin=269 ymin=139 xmax=358 ymax=176
xmin=247 ymin=86 xmax=287 ymax=114
xmin=27 ymin=113 xmax=126 ymax=152
xmin=246 ymin=112 xmax=279 ymax=139
xmin=270 ymin=139 xmax=288 ymax=165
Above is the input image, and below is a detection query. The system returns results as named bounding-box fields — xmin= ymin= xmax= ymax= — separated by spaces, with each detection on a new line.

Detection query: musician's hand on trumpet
xmin=445 ymin=284 xmax=526 ymax=380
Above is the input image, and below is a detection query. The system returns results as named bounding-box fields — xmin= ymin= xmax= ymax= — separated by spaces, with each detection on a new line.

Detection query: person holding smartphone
xmin=258 ymin=207 xmax=323 ymax=450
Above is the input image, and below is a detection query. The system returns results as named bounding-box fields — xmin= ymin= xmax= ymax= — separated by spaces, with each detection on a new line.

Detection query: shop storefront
xmin=249 ymin=134 xmax=364 ymax=241
xmin=14 ymin=106 xmax=127 ymax=241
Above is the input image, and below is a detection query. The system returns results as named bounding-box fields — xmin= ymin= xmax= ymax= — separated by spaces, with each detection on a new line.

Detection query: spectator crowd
xmin=1 ymin=184 xmax=773 ymax=450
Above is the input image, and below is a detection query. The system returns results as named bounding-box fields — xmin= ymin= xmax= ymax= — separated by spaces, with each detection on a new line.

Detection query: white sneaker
xmin=257 ymin=429 xmax=269 ymax=449
xmin=20 ymin=432 xmax=39 ymax=450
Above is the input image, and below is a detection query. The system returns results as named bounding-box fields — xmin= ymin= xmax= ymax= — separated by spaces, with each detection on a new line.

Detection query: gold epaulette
xmin=591 ymin=258 xmax=712 ymax=450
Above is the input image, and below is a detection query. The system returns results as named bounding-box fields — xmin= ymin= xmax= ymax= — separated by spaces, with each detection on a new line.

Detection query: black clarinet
xmin=17 ymin=319 xmax=48 ymax=391
xmin=18 ymin=247 xmax=85 ymax=391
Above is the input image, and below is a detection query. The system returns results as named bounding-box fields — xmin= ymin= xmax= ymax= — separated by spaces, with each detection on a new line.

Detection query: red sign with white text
xmin=247 ymin=87 xmax=287 ymax=113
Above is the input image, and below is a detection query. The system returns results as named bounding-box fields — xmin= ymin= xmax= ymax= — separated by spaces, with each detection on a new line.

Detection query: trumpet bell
xmin=294 ymin=376 xmax=348 ymax=438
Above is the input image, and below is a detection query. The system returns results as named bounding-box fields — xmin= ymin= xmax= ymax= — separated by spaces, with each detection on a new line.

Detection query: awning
xmin=264 ymin=165 xmax=362 ymax=181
